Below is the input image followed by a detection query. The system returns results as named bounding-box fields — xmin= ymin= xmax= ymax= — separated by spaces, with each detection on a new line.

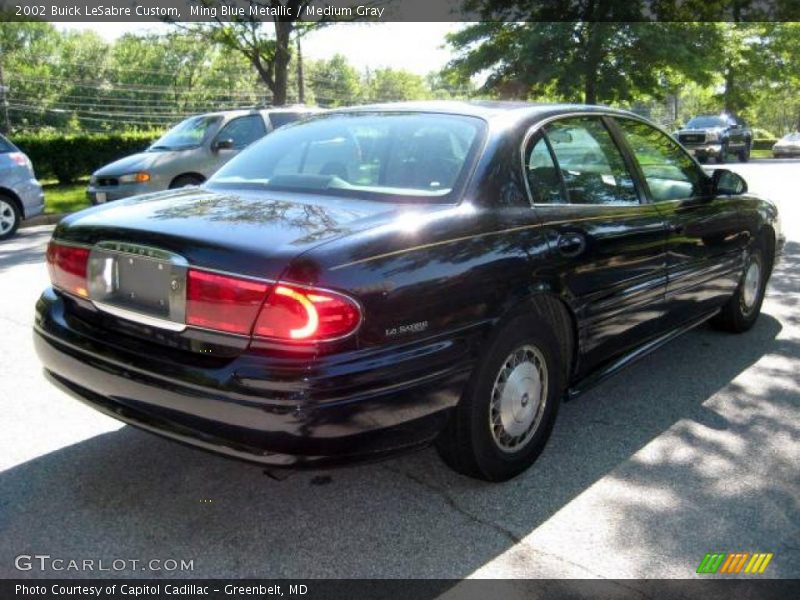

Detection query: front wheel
xmin=712 ymin=244 xmax=767 ymax=333
xmin=738 ymin=143 xmax=751 ymax=163
xmin=716 ymin=143 xmax=728 ymax=164
xmin=169 ymin=174 xmax=204 ymax=189
xmin=0 ymin=195 xmax=21 ymax=241
xmin=436 ymin=315 xmax=564 ymax=481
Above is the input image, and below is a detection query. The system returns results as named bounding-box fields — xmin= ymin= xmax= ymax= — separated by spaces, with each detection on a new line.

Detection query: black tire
xmin=711 ymin=242 xmax=768 ymax=333
xmin=436 ymin=313 xmax=565 ymax=481
xmin=716 ymin=144 xmax=727 ymax=164
xmin=738 ymin=143 xmax=751 ymax=163
xmin=0 ymin=194 xmax=21 ymax=241
xmin=697 ymin=155 xmax=708 ymax=164
xmin=169 ymin=174 xmax=204 ymax=189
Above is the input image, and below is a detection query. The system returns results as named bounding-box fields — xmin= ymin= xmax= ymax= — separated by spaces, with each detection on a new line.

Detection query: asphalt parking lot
xmin=1 ymin=160 xmax=798 ymax=582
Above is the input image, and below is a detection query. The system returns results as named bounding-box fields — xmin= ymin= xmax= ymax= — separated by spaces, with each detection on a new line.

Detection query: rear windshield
xmin=0 ymin=135 xmax=16 ymax=153
xmin=149 ymin=115 xmax=222 ymax=151
xmin=686 ymin=116 xmax=727 ymax=129
xmin=209 ymin=112 xmax=485 ymax=203
xmin=782 ymin=132 xmax=800 ymax=142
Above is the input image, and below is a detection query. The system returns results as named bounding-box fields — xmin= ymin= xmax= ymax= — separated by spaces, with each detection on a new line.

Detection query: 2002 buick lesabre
xmin=35 ymin=102 xmax=784 ymax=481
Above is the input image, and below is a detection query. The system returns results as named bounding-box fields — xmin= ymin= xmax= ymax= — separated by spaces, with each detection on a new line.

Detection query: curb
xmin=21 ymin=213 xmax=67 ymax=228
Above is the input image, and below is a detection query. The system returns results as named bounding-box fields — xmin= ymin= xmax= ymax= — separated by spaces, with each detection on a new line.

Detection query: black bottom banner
xmin=3 ymin=579 xmax=800 ymax=600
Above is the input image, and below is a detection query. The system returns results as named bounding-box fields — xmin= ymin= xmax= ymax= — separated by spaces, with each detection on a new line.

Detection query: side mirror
xmin=712 ymin=169 xmax=747 ymax=195
xmin=212 ymin=138 xmax=235 ymax=152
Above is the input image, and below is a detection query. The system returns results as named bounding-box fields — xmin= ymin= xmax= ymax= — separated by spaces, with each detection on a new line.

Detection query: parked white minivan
xmin=87 ymin=107 xmax=321 ymax=204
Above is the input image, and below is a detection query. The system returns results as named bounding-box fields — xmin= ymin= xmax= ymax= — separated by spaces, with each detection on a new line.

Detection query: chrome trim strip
xmin=93 ymin=302 xmax=187 ymax=332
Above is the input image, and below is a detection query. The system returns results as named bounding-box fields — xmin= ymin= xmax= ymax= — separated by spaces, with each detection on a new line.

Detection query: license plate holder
xmin=87 ymin=242 xmax=188 ymax=330
xmin=95 ymin=192 xmax=107 ymax=204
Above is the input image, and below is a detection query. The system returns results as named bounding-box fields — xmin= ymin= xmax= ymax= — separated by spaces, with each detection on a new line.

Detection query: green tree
xmin=366 ymin=68 xmax=429 ymax=102
xmin=305 ymin=54 xmax=363 ymax=106
xmin=179 ymin=1 xmax=330 ymax=106
xmin=446 ymin=19 xmax=720 ymax=105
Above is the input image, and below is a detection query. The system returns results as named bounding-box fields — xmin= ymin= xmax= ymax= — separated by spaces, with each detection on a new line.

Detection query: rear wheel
xmin=436 ymin=314 xmax=564 ymax=481
xmin=0 ymin=195 xmax=21 ymax=241
xmin=169 ymin=174 xmax=204 ymax=189
xmin=712 ymin=243 xmax=768 ymax=333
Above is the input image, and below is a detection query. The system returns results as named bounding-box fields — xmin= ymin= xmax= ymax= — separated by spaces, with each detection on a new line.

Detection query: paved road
xmin=1 ymin=160 xmax=798 ymax=582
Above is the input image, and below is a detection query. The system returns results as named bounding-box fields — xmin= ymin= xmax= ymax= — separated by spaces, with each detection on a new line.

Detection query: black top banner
xmin=1 ymin=0 xmax=800 ymax=22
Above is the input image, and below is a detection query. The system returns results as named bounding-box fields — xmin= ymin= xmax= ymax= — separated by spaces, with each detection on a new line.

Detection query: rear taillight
xmin=186 ymin=270 xmax=271 ymax=335
xmin=9 ymin=152 xmax=30 ymax=169
xmin=46 ymin=241 xmax=90 ymax=298
xmin=185 ymin=271 xmax=361 ymax=342
xmin=253 ymin=284 xmax=362 ymax=341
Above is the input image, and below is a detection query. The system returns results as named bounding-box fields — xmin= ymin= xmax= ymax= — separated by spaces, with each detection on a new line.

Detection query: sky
xmin=55 ymin=22 xmax=462 ymax=75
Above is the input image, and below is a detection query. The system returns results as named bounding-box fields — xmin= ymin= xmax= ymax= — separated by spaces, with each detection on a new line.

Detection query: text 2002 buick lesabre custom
xmin=35 ymin=102 xmax=784 ymax=481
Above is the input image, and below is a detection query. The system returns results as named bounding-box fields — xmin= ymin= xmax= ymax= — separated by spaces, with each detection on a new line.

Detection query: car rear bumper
xmin=19 ymin=178 xmax=44 ymax=219
xmin=34 ymin=288 xmax=479 ymax=468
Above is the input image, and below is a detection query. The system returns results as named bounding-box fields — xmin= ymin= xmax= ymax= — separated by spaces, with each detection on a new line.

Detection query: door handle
xmin=556 ymin=233 xmax=586 ymax=257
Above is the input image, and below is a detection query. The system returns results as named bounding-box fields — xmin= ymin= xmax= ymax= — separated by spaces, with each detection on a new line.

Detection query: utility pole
xmin=0 ymin=62 xmax=10 ymax=134
xmin=296 ymin=37 xmax=305 ymax=105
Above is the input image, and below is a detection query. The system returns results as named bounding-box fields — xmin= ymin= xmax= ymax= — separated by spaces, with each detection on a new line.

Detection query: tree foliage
xmin=446 ymin=19 xmax=720 ymax=105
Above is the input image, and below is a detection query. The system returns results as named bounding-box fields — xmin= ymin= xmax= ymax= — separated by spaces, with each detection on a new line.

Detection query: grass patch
xmin=750 ymin=149 xmax=773 ymax=159
xmin=42 ymin=179 xmax=91 ymax=215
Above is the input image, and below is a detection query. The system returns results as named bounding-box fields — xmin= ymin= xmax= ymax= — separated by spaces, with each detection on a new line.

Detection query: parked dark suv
xmin=675 ymin=114 xmax=752 ymax=163
xmin=35 ymin=103 xmax=783 ymax=481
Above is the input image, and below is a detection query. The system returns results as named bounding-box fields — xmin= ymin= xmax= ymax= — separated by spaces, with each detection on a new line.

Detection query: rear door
xmin=526 ymin=115 xmax=668 ymax=375
xmin=611 ymin=116 xmax=749 ymax=321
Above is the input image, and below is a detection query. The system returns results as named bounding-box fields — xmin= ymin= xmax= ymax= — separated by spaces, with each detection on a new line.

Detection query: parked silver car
xmin=87 ymin=107 xmax=320 ymax=204
xmin=0 ymin=133 xmax=44 ymax=240
xmin=773 ymin=132 xmax=800 ymax=158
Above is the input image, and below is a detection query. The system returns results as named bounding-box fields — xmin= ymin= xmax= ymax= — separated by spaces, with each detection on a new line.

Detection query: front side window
xmin=216 ymin=115 xmax=267 ymax=149
xmin=616 ymin=118 xmax=705 ymax=202
xmin=210 ymin=112 xmax=485 ymax=203
xmin=544 ymin=117 xmax=639 ymax=206
xmin=149 ymin=115 xmax=221 ymax=151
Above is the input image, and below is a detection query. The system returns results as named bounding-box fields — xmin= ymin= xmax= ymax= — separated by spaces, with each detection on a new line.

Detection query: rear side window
xmin=216 ymin=115 xmax=267 ymax=149
xmin=615 ymin=118 xmax=705 ymax=202
xmin=544 ymin=117 xmax=639 ymax=206
xmin=523 ymin=134 xmax=566 ymax=204
xmin=0 ymin=135 xmax=15 ymax=153
xmin=268 ymin=112 xmax=304 ymax=129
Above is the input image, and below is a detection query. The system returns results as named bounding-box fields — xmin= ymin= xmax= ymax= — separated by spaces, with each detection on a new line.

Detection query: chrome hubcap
xmin=741 ymin=257 xmax=762 ymax=313
xmin=489 ymin=344 xmax=548 ymax=453
xmin=0 ymin=199 xmax=15 ymax=234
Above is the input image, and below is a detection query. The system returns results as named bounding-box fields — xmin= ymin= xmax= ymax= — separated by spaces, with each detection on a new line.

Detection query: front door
xmin=525 ymin=116 xmax=668 ymax=376
xmin=611 ymin=117 xmax=751 ymax=321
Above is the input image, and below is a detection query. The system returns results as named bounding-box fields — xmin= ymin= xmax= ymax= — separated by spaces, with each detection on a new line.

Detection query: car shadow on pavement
xmin=0 ymin=306 xmax=791 ymax=579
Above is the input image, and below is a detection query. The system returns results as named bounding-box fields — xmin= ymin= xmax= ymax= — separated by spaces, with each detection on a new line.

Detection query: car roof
xmin=324 ymin=100 xmax=639 ymax=125
xmin=192 ymin=106 xmax=323 ymax=119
